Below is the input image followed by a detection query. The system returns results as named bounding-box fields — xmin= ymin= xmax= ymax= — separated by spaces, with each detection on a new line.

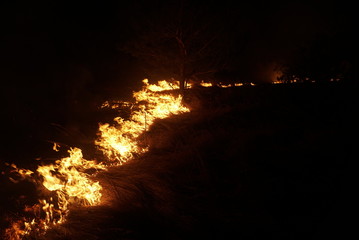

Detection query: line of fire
xmin=0 ymin=1 xmax=355 ymax=239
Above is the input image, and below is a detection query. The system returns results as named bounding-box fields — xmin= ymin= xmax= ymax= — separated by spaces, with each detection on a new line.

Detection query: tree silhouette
xmin=120 ymin=0 xmax=232 ymax=91
xmin=280 ymin=32 xmax=356 ymax=84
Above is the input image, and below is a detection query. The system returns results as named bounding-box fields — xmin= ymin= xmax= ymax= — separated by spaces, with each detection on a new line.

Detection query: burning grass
xmin=1 ymin=81 xmax=354 ymax=239
xmin=43 ymin=82 xmax=353 ymax=239
xmin=1 ymin=79 xmax=190 ymax=239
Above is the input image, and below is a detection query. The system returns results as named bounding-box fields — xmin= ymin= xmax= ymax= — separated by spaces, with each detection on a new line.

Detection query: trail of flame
xmin=95 ymin=79 xmax=189 ymax=164
xmin=4 ymin=79 xmax=190 ymax=239
xmin=5 ymin=148 xmax=105 ymax=239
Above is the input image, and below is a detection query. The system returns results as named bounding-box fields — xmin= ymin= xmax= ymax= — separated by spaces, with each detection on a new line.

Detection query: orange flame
xmin=95 ymin=79 xmax=189 ymax=164
xmin=4 ymin=79 xmax=190 ymax=239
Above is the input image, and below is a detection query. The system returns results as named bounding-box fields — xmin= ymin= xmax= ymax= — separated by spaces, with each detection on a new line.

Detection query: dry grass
xmin=7 ymin=82 xmax=355 ymax=240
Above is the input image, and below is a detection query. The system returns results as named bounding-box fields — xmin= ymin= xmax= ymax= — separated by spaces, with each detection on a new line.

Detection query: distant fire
xmin=3 ymin=79 xmax=190 ymax=239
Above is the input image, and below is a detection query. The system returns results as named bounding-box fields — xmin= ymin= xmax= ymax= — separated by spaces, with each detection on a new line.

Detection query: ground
xmin=1 ymin=81 xmax=356 ymax=239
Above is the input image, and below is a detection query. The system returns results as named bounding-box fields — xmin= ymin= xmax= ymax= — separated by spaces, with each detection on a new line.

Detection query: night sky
xmin=0 ymin=1 xmax=356 ymax=239
xmin=0 ymin=0 xmax=356 ymax=163
xmin=1 ymin=1 xmax=355 ymax=88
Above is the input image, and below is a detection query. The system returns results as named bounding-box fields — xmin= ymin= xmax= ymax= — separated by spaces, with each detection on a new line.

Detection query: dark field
xmin=1 ymin=82 xmax=356 ymax=239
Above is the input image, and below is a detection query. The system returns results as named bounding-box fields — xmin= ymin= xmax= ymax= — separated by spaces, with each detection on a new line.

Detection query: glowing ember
xmin=200 ymin=81 xmax=213 ymax=87
xmin=7 ymin=163 xmax=34 ymax=183
xmin=3 ymin=79 xmax=190 ymax=239
xmin=52 ymin=143 xmax=60 ymax=152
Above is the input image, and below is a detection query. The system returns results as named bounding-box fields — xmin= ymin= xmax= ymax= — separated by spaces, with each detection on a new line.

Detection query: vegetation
xmin=120 ymin=0 xmax=238 ymax=91
xmin=41 ymin=82 xmax=354 ymax=239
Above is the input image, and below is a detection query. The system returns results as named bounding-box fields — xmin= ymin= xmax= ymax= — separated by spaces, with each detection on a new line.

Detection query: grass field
xmin=1 ymin=81 xmax=356 ymax=239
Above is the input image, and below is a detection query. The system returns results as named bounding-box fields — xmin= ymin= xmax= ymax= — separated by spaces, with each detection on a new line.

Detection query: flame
xmin=52 ymin=143 xmax=60 ymax=152
xmin=95 ymin=79 xmax=189 ymax=164
xmin=7 ymin=163 xmax=34 ymax=183
xmin=4 ymin=79 xmax=190 ymax=239
xmin=37 ymin=147 xmax=105 ymax=206
xmin=5 ymin=148 xmax=105 ymax=239
xmin=200 ymin=81 xmax=213 ymax=87
xmin=196 ymin=80 xmax=256 ymax=88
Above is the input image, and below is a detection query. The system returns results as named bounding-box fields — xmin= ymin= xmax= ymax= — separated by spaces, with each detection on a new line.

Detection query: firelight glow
xmin=4 ymin=79 xmax=190 ymax=239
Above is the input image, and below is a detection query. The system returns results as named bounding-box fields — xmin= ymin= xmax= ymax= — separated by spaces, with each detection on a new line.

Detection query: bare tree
xmin=120 ymin=0 xmax=232 ymax=91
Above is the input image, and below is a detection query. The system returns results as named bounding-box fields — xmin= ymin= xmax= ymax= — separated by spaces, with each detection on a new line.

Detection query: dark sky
xmin=0 ymin=0 xmax=356 ymax=160
xmin=0 ymin=3 xmax=355 ymax=236
xmin=0 ymin=1 xmax=355 ymax=88
xmin=0 ymin=0 xmax=356 ymax=102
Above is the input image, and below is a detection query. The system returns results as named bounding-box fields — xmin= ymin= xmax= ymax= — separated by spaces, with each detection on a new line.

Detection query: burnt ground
xmin=1 ymin=81 xmax=357 ymax=239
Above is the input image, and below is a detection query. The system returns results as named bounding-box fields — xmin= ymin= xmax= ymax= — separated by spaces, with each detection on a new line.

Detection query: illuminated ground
xmin=46 ymin=82 xmax=355 ymax=239
xmin=1 ymin=81 xmax=355 ymax=239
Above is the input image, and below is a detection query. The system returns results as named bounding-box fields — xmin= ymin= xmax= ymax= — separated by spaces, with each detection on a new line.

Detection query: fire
xmin=7 ymin=163 xmax=34 ymax=183
xmin=95 ymin=79 xmax=189 ymax=164
xmin=200 ymin=81 xmax=213 ymax=87
xmin=52 ymin=143 xmax=60 ymax=152
xmin=37 ymin=147 xmax=105 ymax=206
xmin=5 ymin=148 xmax=105 ymax=239
xmin=3 ymin=79 xmax=190 ymax=239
